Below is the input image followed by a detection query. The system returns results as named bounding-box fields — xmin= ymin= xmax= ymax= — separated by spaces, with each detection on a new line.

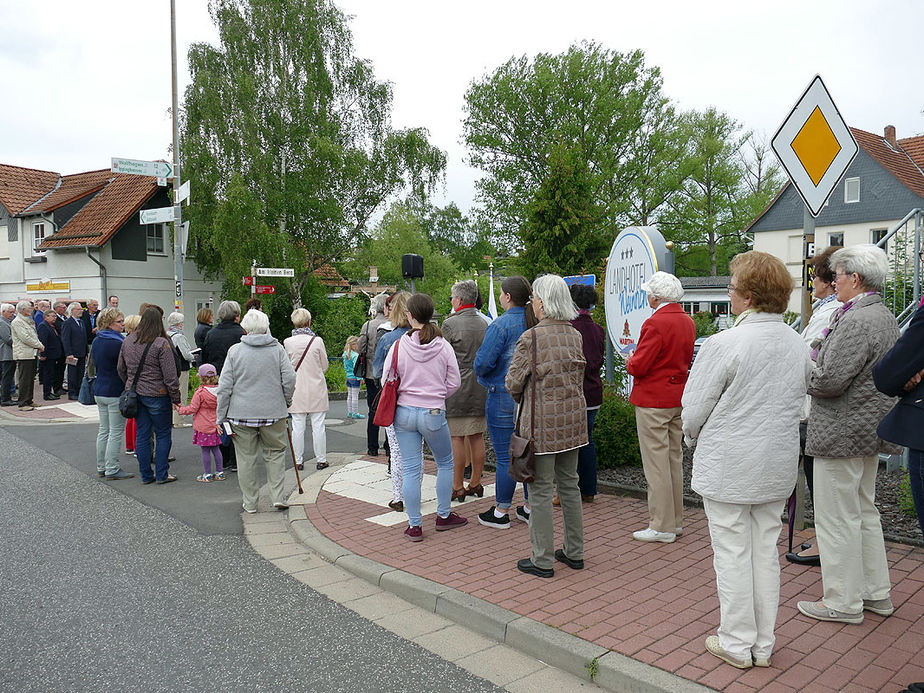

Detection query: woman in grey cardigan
xmin=216 ymin=310 xmax=296 ymax=513
xmin=797 ymin=244 xmax=900 ymax=625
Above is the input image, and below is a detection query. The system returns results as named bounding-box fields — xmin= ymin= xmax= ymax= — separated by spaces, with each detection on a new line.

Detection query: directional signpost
xmin=254 ymin=285 xmax=276 ymax=295
xmin=139 ymin=206 xmax=176 ymax=225
xmin=256 ymin=267 xmax=295 ymax=277
xmin=111 ymin=157 xmax=174 ymax=179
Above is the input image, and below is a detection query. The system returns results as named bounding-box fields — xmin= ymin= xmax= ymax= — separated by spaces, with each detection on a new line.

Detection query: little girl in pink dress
xmin=176 ymin=363 xmax=224 ymax=482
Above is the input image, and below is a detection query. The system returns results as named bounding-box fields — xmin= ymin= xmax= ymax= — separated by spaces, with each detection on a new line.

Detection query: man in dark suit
xmin=81 ymin=298 xmax=100 ymax=346
xmin=37 ymin=310 xmax=64 ymax=401
xmin=52 ymin=301 xmax=68 ymax=396
xmin=60 ymin=302 xmax=87 ymax=401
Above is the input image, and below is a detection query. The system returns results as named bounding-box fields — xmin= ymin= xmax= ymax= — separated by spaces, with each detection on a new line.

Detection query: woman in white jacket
xmin=284 ymin=308 xmax=329 ymax=471
xmin=682 ymin=251 xmax=812 ymax=670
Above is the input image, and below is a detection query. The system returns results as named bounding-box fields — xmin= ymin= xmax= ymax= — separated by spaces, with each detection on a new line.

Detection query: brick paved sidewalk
xmin=306 ymin=456 xmax=924 ymax=692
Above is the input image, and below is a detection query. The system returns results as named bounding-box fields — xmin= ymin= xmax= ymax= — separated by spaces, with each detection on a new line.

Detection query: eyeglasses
xmin=727 ymin=284 xmax=738 ymax=295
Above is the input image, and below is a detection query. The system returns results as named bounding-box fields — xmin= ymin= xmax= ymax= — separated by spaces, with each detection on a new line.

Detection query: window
xmin=871 ymin=228 xmax=888 ymax=251
xmin=828 ymin=232 xmax=844 ymax=247
xmin=146 ymin=224 xmax=165 ymax=254
xmin=845 ymin=177 xmax=860 ymax=204
xmin=681 ymin=301 xmax=697 ymax=315
xmin=32 ymin=222 xmax=46 ymax=254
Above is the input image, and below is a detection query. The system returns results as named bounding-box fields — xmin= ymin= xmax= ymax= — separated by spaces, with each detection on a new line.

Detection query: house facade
xmin=750 ymin=126 xmax=924 ymax=312
xmin=0 ymin=163 xmax=222 ymax=334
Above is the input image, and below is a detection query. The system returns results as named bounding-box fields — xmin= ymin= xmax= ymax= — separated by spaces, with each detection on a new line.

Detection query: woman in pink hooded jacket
xmin=385 ymin=293 xmax=465 ymax=542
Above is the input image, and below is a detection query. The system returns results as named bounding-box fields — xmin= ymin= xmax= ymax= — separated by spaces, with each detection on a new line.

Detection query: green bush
xmin=325 ymin=359 xmax=347 ymax=392
xmin=188 ymin=367 xmax=200 ymax=398
xmin=593 ymin=388 xmax=641 ymax=468
xmin=900 ymin=471 xmax=917 ymax=518
xmin=692 ymin=311 xmax=718 ymax=338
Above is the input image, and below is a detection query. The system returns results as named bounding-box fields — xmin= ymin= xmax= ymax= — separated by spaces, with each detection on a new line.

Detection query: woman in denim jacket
xmin=473 ymin=276 xmax=536 ymax=529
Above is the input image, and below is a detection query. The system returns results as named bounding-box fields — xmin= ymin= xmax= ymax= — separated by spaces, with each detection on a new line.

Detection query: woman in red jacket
xmin=626 ymin=272 xmax=696 ymax=543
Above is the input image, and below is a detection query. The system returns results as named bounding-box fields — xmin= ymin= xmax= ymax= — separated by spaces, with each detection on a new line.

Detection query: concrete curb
xmin=280 ymin=468 xmax=713 ymax=693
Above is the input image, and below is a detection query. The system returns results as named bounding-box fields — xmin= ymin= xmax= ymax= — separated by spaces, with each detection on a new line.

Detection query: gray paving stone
xmin=454 ymin=643 xmax=545 ymax=687
xmin=504 ymin=665 xmax=602 ymax=692
xmin=436 ymin=589 xmax=519 ymax=642
xmin=379 ymin=569 xmax=450 ymax=612
xmin=271 ymin=553 xmax=329 ymax=574
xmin=313 ymin=576 xmax=382 ymax=603
xmin=344 ymin=591 xmax=414 ymax=621
xmin=252 ymin=542 xmax=311 ymax=560
xmin=413 ymin=624 xmax=496 ymax=662
xmin=505 ymin=617 xmax=606 ymax=683
xmin=335 ymin=553 xmax=392 ymax=586
xmin=595 ymin=651 xmax=714 ymax=693
xmin=288 ymin=563 xmax=352 ymax=588
xmin=373 ymin=608 xmax=454 ymax=640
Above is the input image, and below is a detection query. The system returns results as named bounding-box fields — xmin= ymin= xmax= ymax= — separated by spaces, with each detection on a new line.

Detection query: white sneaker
xmin=675 ymin=527 xmax=683 ymax=536
xmin=632 ymin=528 xmax=676 ymax=543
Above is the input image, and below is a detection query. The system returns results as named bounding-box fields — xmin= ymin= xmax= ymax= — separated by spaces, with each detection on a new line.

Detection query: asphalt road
xmin=0 ymin=408 xmax=501 ymax=692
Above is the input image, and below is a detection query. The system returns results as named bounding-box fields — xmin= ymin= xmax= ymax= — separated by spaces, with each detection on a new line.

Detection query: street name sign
xmin=256 ymin=267 xmax=295 ymax=277
xmin=771 ymin=75 xmax=858 ymax=217
xmin=177 ymin=180 xmax=190 ymax=204
xmin=112 ymin=157 xmax=174 ymax=179
xmin=254 ymin=285 xmax=276 ymax=295
xmin=563 ymin=274 xmax=596 ymax=287
xmin=140 ymin=206 xmax=176 ymax=225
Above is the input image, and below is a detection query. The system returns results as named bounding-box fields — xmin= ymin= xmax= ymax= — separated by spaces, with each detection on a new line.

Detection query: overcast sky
xmin=2 ymin=0 xmax=922 ymax=214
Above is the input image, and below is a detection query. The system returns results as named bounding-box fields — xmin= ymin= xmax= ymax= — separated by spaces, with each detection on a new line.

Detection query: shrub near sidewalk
xmin=594 ymin=388 xmax=641 ymax=469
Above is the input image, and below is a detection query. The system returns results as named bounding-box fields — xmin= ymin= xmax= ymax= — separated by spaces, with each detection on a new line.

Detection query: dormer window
xmin=845 ymin=177 xmax=860 ymax=204
xmin=32 ymin=222 xmax=46 ymax=255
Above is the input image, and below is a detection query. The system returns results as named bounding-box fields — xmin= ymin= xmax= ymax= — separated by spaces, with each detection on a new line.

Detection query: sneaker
xmin=242 ymin=505 xmax=257 ymax=514
xmin=554 ymin=548 xmax=584 ymax=570
xmin=863 ymin=597 xmax=894 ymax=616
xmin=346 ymin=412 xmax=355 ymax=419
xmin=435 ymin=512 xmax=468 ymax=531
xmin=675 ymin=527 xmax=683 ymax=536
xmin=125 ymin=449 xmax=135 ymax=455
xmin=105 ymin=470 xmax=135 ymax=480
xmin=797 ymin=600 xmax=863 ymax=624
xmin=478 ymin=507 xmax=510 ymax=529
xmin=515 ymin=506 xmax=530 ymax=525
xmin=274 ymin=501 xmax=289 ymax=511
xmin=752 ymin=654 xmax=771 ymax=668
xmin=404 ymin=525 xmax=423 ymax=542
xmin=705 ymin=636 xmax=752 ymax=669
xmin=354 ymin=413 xmax=366 ymax=419
xmin=632 ymin=527 xmax=676 ymax=543
xmin=97 ymin=470 xmax=106 ymax=478
xmin=214 ymin=471 xmax=226 ymax=481
xmin=516 ymin=558 xmax=553 ymax=578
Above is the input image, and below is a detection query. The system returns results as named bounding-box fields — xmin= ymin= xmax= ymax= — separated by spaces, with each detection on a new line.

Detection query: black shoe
xmin=0 ymin=400 xmax=14 ymax=406
xmin=367 ymin=450 xmax=379 ymax=457
xmin=517 ymin=558 xmax=553 ymax=578
xmin=785 ymin=551 xmax=821 ymax=566
xmin=44 ymin=394 xmax=60 ymax=401
xmin=554 ymin=549 xmax=584 ymax=570
xmin=225 ymin=465 xmax=237 ymax=473
xmin=141 ymin=478 xmax=156 ymax=485
xmin=801 ymin=542 xmax=812 ymax=551
xmin=477 ymin=507 xmax=510 ymax=529
xmin=68 ymin=395 xmax=78 ymax=400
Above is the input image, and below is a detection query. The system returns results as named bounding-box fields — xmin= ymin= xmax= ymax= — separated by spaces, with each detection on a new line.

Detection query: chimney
xmin=884 ymin=125 xmax=897 ymax=146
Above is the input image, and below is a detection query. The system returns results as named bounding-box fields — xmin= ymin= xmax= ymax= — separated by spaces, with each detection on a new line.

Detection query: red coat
xmin=626 ymin=303 xmax=696 ymax=408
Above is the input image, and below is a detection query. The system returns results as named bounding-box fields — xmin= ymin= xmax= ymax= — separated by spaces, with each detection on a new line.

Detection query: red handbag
xmin=372 ymin=338 xmax=401 ymax=427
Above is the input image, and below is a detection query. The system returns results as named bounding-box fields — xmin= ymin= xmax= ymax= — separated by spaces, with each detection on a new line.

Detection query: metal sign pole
xmin=251 ymin=259 xmax=257 ymax=299
xmin=170 ymin=0 xmax=183 ymax=313
xmin=795 ymin=204 xmax=815 ymax=532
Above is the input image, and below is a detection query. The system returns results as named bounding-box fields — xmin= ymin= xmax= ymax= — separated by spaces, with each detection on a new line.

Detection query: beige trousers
xmin=635 ymin=405 xmax=684 ymax=533
xmin=231 ymin=419 xmax=288 ymax=512
xmin=814 ymin=455 xmax=891 ymax=613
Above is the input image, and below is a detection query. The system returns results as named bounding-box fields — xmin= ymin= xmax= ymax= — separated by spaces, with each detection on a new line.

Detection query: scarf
xmin=291 ymin=326 xmax=315 ymax=337
xmin=733 ymin=309 xmax=756 ymax=327
xmin=810 ymin=291 xmax=877 ymax=360
xmin=96 ymin=329 xmax=125 ymax=343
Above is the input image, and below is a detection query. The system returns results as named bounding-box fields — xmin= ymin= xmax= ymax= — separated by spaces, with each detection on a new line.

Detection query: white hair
xmin=1 ymin=303 xmax=14 ymax=313
xmin=16 ymin=300 xmax=32 ymax=314
xmin=240 ymin=309 xmax=270 ymax=335
xmin=370 ymin=293 xmax=388 ymax=316
xmin=167 ymin=311 xmax=184 ymax=329
xmin=641 ymin=271 xmax=684 ymax=303
xmin=451 ymin=279 xmax=479 ymax=305
xmin=532 ymin=274 xmax=578 ymax=321
xmin=67 ymin=301 xmax=82 ymax=315
xmin=290 ymin=308 xmax=312 ymax=328
xmin=830 ymin=244 xmax=889 ymax=291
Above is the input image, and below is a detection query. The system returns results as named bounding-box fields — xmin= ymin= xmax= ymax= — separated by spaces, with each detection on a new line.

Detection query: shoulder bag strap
xmin=529 ymin=328 xmax=537 ymax=437
xmin=295 ymin=336 xmax=316 ymax=372
xmin=131 ymin=341 xmax=154 ymax=391
xmin=387 ymin=336 xmax=401 ymax=381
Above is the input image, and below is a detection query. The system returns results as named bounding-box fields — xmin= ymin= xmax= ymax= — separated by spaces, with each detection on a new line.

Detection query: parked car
xmin=691 ymin=336 xmax=710 ymax=366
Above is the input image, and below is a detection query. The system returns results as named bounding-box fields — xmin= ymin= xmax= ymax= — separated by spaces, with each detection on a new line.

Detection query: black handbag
xmin=119 ymin=341 xmax=153 ymax=419
xmin=509 ymin=329 xmax=537 ymax=484
xmin=353 ymin=322 xmax=368 ymax=378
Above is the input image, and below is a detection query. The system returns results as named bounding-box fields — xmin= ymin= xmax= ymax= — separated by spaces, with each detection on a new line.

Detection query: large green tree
xmin=463 ymin=42 xmax=676 ymax=261
xmin=181 ymin=0 xmax=446 ymax=302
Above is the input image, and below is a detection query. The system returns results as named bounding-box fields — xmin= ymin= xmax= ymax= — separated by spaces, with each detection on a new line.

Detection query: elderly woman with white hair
xmin=357 ymin=292 xmax=389 ymax=456
xmin=796 ymin=244 xmax=900 ymax=625
xmin=505 ymin=274 xmax=587 ymax=578
xmin=216 ymin=309 xmax=296 ymax=513
xmin=167 ymin=311 xmax=196 ymax=427
xmin=283 ymin=308 xmax=330 ymax=471
xmin=626 ymin=271 xmax=697 ymax=543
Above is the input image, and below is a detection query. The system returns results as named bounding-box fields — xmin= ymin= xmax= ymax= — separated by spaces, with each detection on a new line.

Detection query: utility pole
xmin=170 ymin=0 xmax=184 ymax=313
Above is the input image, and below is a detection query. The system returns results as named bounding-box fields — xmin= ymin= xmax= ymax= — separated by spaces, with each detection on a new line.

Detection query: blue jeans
xmin=909 ymin=448 xmax=924 ymax=538
xmin=577 ymin=408 xmax=598 ymax=496
xmin=486 ymin=391 xmax=527 ymax=509
xmin=394 ymin=405 xmax=454 ymax=527
xmin=135 ymin=395 xmax=173 ymax=483
xmin=95 ymin=395 xmax=125 ymax=475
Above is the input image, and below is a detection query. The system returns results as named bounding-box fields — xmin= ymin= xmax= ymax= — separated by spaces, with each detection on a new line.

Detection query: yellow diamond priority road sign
xmin=771 ymin=75 xmax=858 ymax=217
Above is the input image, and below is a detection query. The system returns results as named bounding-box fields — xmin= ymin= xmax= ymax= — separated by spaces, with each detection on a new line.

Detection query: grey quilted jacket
xmin=506 ymin=320 xmax=587 ymax=453
xmin=806 ymin=294 xmax=901 ymax=458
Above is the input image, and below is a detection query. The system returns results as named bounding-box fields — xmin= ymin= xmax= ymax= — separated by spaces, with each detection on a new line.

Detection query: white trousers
xmin=291 ymin=412 xmax=326 ymax=464
xmin=814 ymin=455 xmax=891 ymax=613
xmin=703 ymin=497 xmax=784 ymax=662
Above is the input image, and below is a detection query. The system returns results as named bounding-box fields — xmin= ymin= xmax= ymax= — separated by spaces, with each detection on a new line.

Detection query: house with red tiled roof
xmin=749 ymin=125 xmax=924 ymax=312
xmin=0 ymin=163 xmax=222 ymax=323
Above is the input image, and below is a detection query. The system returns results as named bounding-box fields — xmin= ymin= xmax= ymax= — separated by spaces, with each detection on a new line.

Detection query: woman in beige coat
xmin=283 ymin=308 xmax=329 ymax=470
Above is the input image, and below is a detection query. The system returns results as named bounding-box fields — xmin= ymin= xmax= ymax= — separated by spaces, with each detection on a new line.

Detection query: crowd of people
xmin=3 ymin=244 xmax=922 ymax=672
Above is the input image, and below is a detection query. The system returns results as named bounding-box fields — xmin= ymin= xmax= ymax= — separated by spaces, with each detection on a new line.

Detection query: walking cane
xmin=286 ymin=415 xmax=304 ymax=494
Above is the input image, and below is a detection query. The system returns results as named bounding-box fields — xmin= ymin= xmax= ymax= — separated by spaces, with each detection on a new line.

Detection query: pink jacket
xmin=386 ymin=332 xmax=460 ymax=410
xmin=178 ymin=386 xmax=219 ymax=435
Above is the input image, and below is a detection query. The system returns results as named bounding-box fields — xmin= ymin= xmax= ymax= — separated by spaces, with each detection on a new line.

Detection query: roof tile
xmin=851 ymin=127 xmax=924 ymax=198
xmin=24 ymin=169 xmax=112 ymax=213
xmin=0 ymin=163 xmax=60 ymax=215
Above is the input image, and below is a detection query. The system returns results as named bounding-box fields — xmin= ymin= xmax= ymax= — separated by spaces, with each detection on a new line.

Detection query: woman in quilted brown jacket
xmin=506 ymin=274 xmax=587 ymax=578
